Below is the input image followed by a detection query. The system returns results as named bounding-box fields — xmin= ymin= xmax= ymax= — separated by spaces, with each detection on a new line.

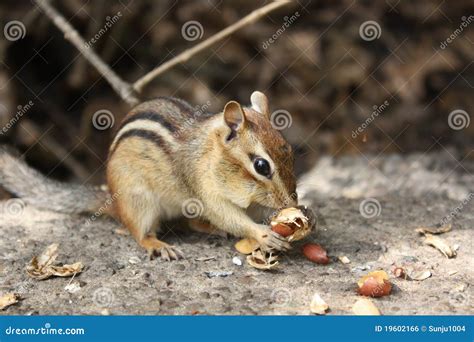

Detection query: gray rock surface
xmin=1 ymin=153 xmax=473 ymax=315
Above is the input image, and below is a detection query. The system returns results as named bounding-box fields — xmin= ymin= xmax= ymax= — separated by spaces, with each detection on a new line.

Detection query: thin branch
xmin=34 ymin=0 xmax=140 ymax=106
xmin=34 ymin=0 xmax=292 ymax=105
xmin=132 ymin=0 xmax=292 ymax=93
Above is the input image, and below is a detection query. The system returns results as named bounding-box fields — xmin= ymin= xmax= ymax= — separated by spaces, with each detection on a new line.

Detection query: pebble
xmin=232 ymin=257 xmax=242 ymax=266
xmin=205 ymin=271 xmax=233 ymax=278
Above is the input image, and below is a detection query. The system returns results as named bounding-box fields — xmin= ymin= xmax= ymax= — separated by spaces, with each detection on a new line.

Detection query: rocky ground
xmin=0 ymin=152 xmax=473 ymax=315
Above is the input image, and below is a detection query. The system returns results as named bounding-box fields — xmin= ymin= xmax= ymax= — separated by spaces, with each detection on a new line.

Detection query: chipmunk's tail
xmin=0 ymin=146 xmax=109 ymax=214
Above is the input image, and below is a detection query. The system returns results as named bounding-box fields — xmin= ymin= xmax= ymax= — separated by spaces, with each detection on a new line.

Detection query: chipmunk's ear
xmin=250 ymin=91 xmax=270 ymax=118
xmin=224 ymin=101 xmax=246 ymax=132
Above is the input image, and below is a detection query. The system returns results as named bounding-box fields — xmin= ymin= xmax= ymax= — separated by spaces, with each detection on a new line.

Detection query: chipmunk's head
xmin=215 ymin=91 xmax=297 ymax=209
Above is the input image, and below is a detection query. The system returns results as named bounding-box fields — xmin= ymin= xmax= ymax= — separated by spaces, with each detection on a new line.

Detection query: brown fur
xmin=106 ymin=91 xmax=296 ymax=259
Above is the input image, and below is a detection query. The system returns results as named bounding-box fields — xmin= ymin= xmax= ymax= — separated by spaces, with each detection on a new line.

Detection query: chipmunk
xmin=0 ymin=91 xmax=297 ymax=261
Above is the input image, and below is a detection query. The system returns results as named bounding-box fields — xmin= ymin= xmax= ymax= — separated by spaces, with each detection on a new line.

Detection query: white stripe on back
xmin=110 ymin=119 xmax=178 ymax=151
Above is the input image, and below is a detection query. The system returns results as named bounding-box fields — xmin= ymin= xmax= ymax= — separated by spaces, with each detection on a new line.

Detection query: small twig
xmin=33 ymin=0 xmax=140 ymax=106
xmin=132 ymin=0 xmax=292 ymax=93
xmin=34 ymin=0 xmax=292 ymax=104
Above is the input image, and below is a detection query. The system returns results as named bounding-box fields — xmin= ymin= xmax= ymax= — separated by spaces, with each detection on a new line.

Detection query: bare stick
xmin=34 ymin=0 xmax=140 ymax=106
xmin=132 ymin=0 xmax=292 ymax=93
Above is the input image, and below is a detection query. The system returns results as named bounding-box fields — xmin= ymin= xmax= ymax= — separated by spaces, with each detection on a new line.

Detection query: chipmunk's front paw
xmin=140 ymin=236 xmax=185 ymax=261
xmin=254 ymin=226 xmax=291 ymax=252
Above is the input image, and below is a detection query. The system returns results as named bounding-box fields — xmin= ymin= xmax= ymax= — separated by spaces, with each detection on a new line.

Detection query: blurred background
xmin=0 ymin=0 xmax=472 ymax=185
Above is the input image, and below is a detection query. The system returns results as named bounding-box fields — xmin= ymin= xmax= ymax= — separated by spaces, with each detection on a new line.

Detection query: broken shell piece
xmin=64 ymin=282 xmax=82 ymax=293
xmin=246 ymin=249 xmax=279 ymax=270
xmin=409 ymin=270 xmax=432 ymax=281
xmin=352 ymin=298 xmax=381 ymax=315
xmin=0 ymin=293 xmax=20 ymax=310
xmin=310 ymin=293 xmax=329 ymax=315
xmin=26 ymin=244 xmax=84 ymax=280
xmin=338 ymin=256 xmax=351 ymax=264
xmin=423 ymin=234 xmax=456 ymax=258
xmin=270 ymin=206 xmax=315 ymax=242
xmin=415 ymin=223 xmax=452 ymax=235
xmin=235 ymin=238 xmax=259 ymax=255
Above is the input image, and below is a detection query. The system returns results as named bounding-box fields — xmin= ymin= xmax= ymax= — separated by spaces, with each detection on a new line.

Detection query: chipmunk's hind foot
xmin=140 ymin=236 xmax=184 ymax=261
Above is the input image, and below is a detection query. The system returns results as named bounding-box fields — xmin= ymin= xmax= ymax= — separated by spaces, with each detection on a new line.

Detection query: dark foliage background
xmin=0 ymin=0 xmax=472 ymax=184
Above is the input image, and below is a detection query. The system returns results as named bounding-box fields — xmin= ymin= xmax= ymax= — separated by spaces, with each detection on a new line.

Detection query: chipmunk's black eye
xmin=253 ymin=158 xmax=271 ymax=178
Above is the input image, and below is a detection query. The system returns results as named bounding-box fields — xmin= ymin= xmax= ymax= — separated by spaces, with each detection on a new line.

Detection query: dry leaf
xmin=235 ymin=238 xmax=259 ymax=255
xmin=246 ymin=249 xmax=279 ymax=270
xmin=415 ymin=224 xmax=452 ymax=235
xmin=26 ymin=244 xmax=84 ymax=280
xmin=409 ymin=270 xmax=432 ymax=281
xmin=310 ymin=293 xmax=329 ymax=315
xmin=0 ymin=293 xmax=19 ymax=310
xmin=423 ymin=234 xmax=456 ymax=258
xmin=338 ymin=255 xmax=351 ymax=264
xmin=352 ymin=298 xmax=381 ymax=315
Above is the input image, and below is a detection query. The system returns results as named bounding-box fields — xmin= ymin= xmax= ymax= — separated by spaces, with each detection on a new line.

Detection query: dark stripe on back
xmin=167 ymin=97 xmax=194 ymax=117
xmin=111 ymin=129 xmax=171 ymax=155
xmin=118 ymin=112 xmax=177 ymax=133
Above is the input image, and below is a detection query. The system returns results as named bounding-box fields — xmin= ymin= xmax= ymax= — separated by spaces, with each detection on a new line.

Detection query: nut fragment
xmin=270 ymin=206 xmax=314 ymax=242
xmin=0 ymin=293 xmax=20 ymax=310
xmin=415 ymin=223 xmax=452 ymax=235
xmin=409 ymin=270 xmax=432 ymax=281
xmin=310 ymin=293 xmax=329 ymax=315
xmin=392 ymin=266 xmax=407 ymax=279
xmin=271 ymin=223 xmax=294 ymax=237
xmin=423 ymin=234 xmax=456 ymax=258
xmin=357 ymin=270 xmax=392 ymax=297
xmin=352 ymin=298 xmax=381 ymax=315
xmin=235 ymin=238 xmax=259 ymax=255
xmin=246 ymin=249 xmax=279 ymax=270
xmin=302 ymin=243 xmax=330 ymax=264
xmin=338 ymin=255 xmax=351 ymax=264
